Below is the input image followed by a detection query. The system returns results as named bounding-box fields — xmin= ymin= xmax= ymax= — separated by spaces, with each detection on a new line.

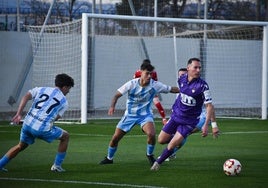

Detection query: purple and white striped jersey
xmin=118 ymin=78 xmax=171 ymax=117
xmin=171 ymin=74 xmax=212 ymax=125
xmin=23 ymin=87 xmax=68 ymax=131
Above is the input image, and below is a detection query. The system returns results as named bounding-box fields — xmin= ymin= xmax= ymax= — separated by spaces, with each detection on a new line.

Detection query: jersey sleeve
xmin=117 ymin=79 xmax=137 ymax=95
xmin=58 ymin=102 xmax=68 ymax=117
xmin=203 ymin=83 xmax=212 ymax=104
xmin=153 ymin=80 xmax=171 ymax=93
xmin=28 ymin=87 xmax=40 ymax=99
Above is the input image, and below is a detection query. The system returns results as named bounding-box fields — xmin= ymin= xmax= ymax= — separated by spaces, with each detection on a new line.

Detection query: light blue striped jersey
xmin=23 ymin=87 xmax=68 ymax=131
xmin=118 ymin=78 xmax=171 ymax=117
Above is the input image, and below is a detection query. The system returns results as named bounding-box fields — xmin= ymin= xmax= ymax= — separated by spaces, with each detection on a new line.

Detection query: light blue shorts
xmin=196 ymin=113 xmax=206 ymax=130
xmin=117 ymin=114 xmax=154 ymax=133
xmin=20 ymin=124 xmax=63 ymax=145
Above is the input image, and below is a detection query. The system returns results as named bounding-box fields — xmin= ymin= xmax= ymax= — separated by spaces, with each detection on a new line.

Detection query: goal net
xmin=27 ymin=14 xmax=267 ymax=123
xmin=27 ymin=19 xmax=82 ymax=123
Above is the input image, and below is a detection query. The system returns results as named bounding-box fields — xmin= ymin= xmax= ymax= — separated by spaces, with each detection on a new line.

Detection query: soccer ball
xmin=223 ymin=159 xmax=242 ymax=176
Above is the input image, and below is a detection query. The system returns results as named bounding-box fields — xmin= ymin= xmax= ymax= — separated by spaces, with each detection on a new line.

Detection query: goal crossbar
xmin=81 ymin=13 xmax=268 ymax=123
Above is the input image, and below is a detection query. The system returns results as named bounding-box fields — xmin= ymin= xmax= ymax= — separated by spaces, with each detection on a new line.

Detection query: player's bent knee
xmin=157 ymin=131 xmax=171 ymax=144
xmin=61 ymin=131 xmax=70 ymax=141
xmin=157 ymin=137 xmax=168 ymax=144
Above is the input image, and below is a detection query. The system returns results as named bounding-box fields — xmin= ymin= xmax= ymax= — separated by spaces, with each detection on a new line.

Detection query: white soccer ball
xmin=223 ymin=159 xmax=242 ymax=176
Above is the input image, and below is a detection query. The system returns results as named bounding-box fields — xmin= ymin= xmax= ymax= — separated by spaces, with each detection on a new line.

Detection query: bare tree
xmin=24 ymin=0 xmax=50 ymax=25
xmin=24 ymin=0 xmax=90 ymax=25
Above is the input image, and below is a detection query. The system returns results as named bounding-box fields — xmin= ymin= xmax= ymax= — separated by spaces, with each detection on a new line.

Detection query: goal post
xmin=82 ymin=13 xmax=268 ymax=122
xmin=262 ymin=26 xmax=268 ymax=120
xmin=81 ymin=14 xmax=88 ymax=124
xmin=26 ymin=13 xmax=267 ymax=123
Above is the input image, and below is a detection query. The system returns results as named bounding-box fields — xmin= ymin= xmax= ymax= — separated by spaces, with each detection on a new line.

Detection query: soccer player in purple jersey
xmin=151 ymin=58 xmax=218 ymax=171
xmin=162 ymin=68 xmax=219 ymax=161
xmin=177 ymin=68 xmax=219 ymax=134
xmin=176 ymin=67 xmax=219 ymax=135
xmin=99 ymin=60 xmax=179 ymax=166
xmin=0 ymin=73 xmax=74 ymax=172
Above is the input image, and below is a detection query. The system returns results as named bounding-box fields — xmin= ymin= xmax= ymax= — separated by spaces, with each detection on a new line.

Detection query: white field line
xmin=0 ymin=130 xmax=268 ymax=137
xmin=0 ymin=130 xmax=267 ymax=187
xmin=71 ymin=131 xmax=268 ymax=137
xmin=0 ymin=177 xmax=167 ymax=188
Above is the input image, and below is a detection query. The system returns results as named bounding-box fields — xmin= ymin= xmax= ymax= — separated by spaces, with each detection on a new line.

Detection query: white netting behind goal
xmin=27 ymin=20 xmax=82 ymax=122
xmin=84 ymin=16 xmax=264 ymax=119
xmin=27 ymin=15 xmax=265 ymax=122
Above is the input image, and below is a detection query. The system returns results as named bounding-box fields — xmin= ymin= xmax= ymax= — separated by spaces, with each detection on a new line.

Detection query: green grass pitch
xmin=0 ymin=118 xmax=268 ymax=188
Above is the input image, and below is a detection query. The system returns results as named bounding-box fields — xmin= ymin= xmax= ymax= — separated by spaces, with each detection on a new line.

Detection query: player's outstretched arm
xmin=11 ymin=92 xmax=32 ymax=124
xmin=170 ymin=86 xmax=179 ymax=93
xmin=210 ymin=105 xmax=220 ymax=138
xmin=202 ymin=103 xmax=213 ymax=137
xmin=108 ymin=91 xmax=122 ymax=116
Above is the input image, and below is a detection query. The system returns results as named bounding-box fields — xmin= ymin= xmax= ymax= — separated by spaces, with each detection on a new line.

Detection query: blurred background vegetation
xmin=0 ymin=0 xmax=267 ymax=31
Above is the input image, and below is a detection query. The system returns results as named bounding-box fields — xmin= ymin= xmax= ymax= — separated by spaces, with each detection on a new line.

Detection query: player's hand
xmin=11 ymin=114 xmax=22 ymax=125
xmin=108 ymin=107 xmax=115 ymax=115
xmin=212 ymin=127 xmax=220 ymax=138
xmin=201 ymin=124 xmax=209 ymax=137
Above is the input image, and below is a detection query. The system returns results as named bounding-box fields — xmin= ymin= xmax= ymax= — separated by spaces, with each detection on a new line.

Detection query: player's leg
xmin=168 ymin=116 xmax=205 ymax=160
xmin=151 ymin=124 xmax=194 ymax=170
xmin=99 ymin=128 xmax=126 ymax=165
xmin=153 ymin=96 xmax=167 ymax=125
xmin=157 ymin=130 xmax=173 ymax=144
xmin=46 ymin=126 xmax=69 ymax=172
xmin=0 ymin=124 xmax=32 ymax=171
xmin=168 ymin=137 xmax=187 ymax=160
xmin=0 ymin=142 xmax=28 ymax=172
xmin=157 ymin=118 xmax=177 ymax=161
xmin=151 ymin=131 xmax=185 ymax=170
xmin=100 ymin=115 xmax=135 ymax=165
xmin=142 ymin=120 xmax=157 ymax=166
xmin=156 ymin=130 xmax=175 ymax=161
xmin=52 ymin=131 xmax=69 ymax=172
xmin=157 ymin=117 xmax=177 ymax=145
xmin=108 ymin=128 xmax=126 ymax=157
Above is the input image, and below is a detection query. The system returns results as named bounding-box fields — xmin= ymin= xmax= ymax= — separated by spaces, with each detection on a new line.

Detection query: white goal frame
xmin=81 ymin=13 xmax=268 ymax=123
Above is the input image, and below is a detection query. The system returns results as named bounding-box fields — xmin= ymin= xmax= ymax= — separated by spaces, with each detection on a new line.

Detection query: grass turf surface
xmin=0 ymin=118 xmax=268 ymax=188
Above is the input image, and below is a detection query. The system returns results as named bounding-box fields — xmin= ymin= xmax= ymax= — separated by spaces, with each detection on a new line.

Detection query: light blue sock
xmin=146 ymin=144 xmax=155 ymax=156
xmin=107 ymin=146 xmax=117 ymax=160
xmin=173 ymin=138 xmax=187 ymax=154
xmin=0 ymin=155 xmax=10 ymax=168
xmin=54 ymin=152 xmax=66 ymax=166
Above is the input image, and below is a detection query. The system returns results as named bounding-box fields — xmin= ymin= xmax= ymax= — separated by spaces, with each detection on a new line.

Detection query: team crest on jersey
xmin=192 ymin=89 xmax=195 ymax=93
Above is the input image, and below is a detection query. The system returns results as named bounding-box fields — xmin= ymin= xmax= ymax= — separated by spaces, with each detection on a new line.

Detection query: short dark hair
xmin=178 ymin=68 xmax=187 ymax=72
xmin=187 ymin=58 xmax=200 ymax=65
xmin=140 ymin=59 xmax=154 ymax=72
xmin=55 ymin=73 xmax=74 ymax=88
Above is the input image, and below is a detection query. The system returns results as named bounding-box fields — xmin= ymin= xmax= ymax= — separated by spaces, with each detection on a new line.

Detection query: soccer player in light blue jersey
xmin=0 ymin=73 xmax=74 ymax=172
xmin=133 ymin=60 xmax=168 ymax=125
xmin=99 ymin=60 xmax=179 ymax=166
xmin=151 ymin=58 xmax=219 ymax=171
